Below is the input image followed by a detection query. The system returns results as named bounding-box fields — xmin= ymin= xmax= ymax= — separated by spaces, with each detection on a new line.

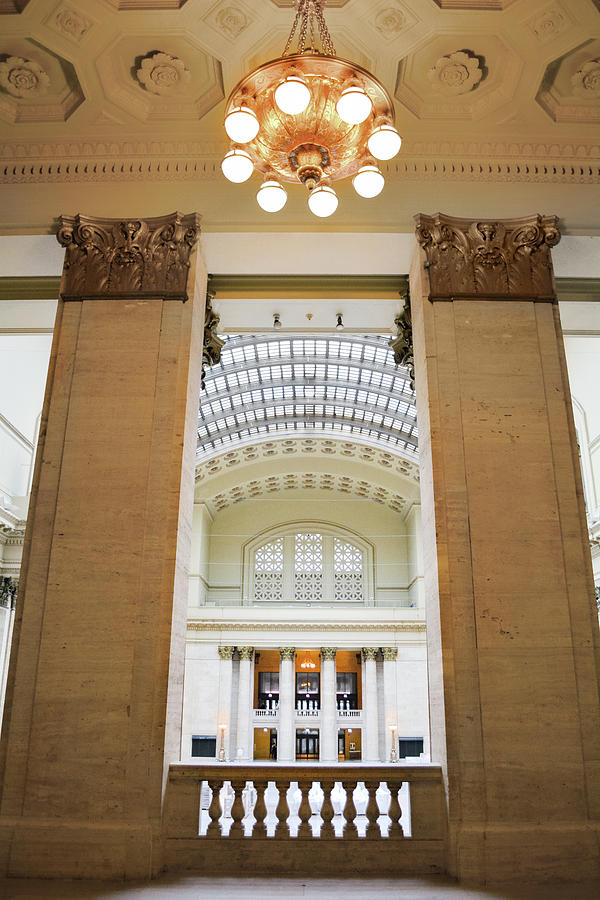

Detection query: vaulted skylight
xmin=197 ymin=334 xmax=417 ymax=457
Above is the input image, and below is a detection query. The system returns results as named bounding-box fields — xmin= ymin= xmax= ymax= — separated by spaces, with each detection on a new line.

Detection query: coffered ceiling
xmin=0 ymin=0 xmax=599 ymax=233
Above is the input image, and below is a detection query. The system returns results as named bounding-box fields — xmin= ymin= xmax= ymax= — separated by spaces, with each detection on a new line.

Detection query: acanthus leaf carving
xmin=56 ymin=212 xmax=201 ymax=299
xmin=202 ymin=289 xmax=226 ymax=389
xmin=414 ymin=213 xmax=561 ymax=299
xmin=389 ymin=296 xmax=414 ymax=389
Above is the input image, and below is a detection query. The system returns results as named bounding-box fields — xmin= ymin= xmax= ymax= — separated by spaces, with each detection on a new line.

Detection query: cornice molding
xmin=187 ymin=621 xmax=427 ymax=633
xmin=2 ymin=274 xmax=598 ymax=304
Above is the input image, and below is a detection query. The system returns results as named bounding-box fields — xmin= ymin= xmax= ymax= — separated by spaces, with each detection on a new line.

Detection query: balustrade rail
xmin=163 ymin=764 xmax=446 ymax=876
xmin=338 ymin=708 xmax=361 ymax=718
xmin=254 ymin=708 xmax=278 ymax=718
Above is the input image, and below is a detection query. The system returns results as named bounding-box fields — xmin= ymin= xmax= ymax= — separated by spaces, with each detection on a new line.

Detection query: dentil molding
xmin=187 ymin=622 xmax=426 ymax=633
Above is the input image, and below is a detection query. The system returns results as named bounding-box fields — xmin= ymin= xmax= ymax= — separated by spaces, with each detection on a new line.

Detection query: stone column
xmin=362 ymin=648 xmax=379 ymax=762
xmin=278 ymin=647 xmax=295 ymax=762
xmin=411 ymin=212 xmax=600 ymax=884
xmin=0 ymin=213 xmax=206 ymax=880
xmin=217 ymin=646 xmax=235 ymax=761
xmin=319 ymin=647 xmax=337 ymax=762
xmin=235 ymin=647 xmax=254 ymax=761
xmin=382 ymin=647 xmax=398 ymax=762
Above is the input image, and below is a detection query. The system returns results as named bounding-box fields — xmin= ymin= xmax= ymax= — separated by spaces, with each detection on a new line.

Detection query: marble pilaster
xmin=362 ymin=648 xmax=379 ymax=762
xmin=217 ymin=646 xmax=235 ymax=760
xmin=235 ymin=647 xmax=254 ymax=761
xmin=278 ymin=647 xmax=295 ymax=762
xmin=319 ymin=647 xmax=337 ymax=762
xmin=382 ymin=647 xmax=398 ymax=761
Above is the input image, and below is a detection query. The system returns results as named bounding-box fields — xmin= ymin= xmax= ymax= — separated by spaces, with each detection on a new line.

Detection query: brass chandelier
xmin=221 ymin=0 xmax=402 ymax=218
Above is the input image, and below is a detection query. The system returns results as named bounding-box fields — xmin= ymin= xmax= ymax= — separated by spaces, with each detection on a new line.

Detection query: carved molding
xmin=374 ymin=8 xmax=405 ymax=39
xmin=237 ymin=645 xmax=254 ymax=659
xmin=572 ymin=59 xmax=600 ymax=97
xmin=414 ymin=213 xmax=561 ymax=299
xmin=0 ymin=522 xmax=26 ymax=545
xmin=0 ymin=576 xmax=18 ymax=610
xmin=56 ymin=212 xmax=201 ymax=299
xmin=136 ymin=52 xmax=191 ymax=95
xmin=47 ymin=5 xmax=94 ymax=42
xmin=382 ymin=646 xmax=398 ymax=660
xmin=202 ymin=291 xmax=225 ymax=390
xmin=389 ymin=301 xmax=414 ymax=390
xmin=188 ymin=622 xmax=427 ymax=633
xmin=427 ymin=51 xmax=483 ymax=96
xmin=320 ymin=647 xmax=337 ymax=660
xmin=362 ymin=647 xmax=378 ymax=660
xmin=218 ymin=645 xmax=235 ymax=658
xmin=279 ymin=647 xmax=296 ymax=659
xmin=0 ymin=56 xmax=50 ymax=98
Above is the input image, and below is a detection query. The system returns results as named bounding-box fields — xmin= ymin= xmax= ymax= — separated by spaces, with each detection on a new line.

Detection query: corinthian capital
xmin=279 ymin=647 xmax=296 ymax=661
xmin=237 ymin=646 xmax=254 ymax=660
xmin=362 ymin=647 xmax=378 ymax=661
xmin=320 ymin=647 xmax=337 ymax=661
xmin=56 ymin=212 xmax=201 ymax=300
xmin=414 ymin=212 xmax=560 ymax=300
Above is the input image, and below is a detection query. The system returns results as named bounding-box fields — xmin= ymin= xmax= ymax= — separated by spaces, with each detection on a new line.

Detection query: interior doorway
xmin=254 ymin=727 xmax=278 ymax=760
xmin=338 ymin=727 xmax=361 ymax=761
xmin=296 ymin=728 xmax=319 ymax=760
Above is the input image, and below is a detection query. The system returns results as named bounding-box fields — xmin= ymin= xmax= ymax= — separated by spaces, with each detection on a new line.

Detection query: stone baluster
xmin=228 ymin=779 xmax=247 ymax=838
xmin=274 ymin=779 xmax=289 ymax=838
xmin=343 ymin=780 xmax=359 ymax=839
xmin=320 ymin=779 xmax=336 ymax=839
xmin=297 ymin=778 xmax=313 ymax=839
xmin=387 ymin=780 xmax=404 ymax=839
xmin=205 ymin=779 xmax=223 ymax=837
xmin=364 ymin=778 xmax=381 ymax=840
xmin=253 ymin=780 xmax=268 ymax=838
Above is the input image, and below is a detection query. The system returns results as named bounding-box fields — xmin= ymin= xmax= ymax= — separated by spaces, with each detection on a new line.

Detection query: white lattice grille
xmin=294 ymin=533 xmax=323 ymax=602
xmin=254 ymin=538 xmax=284 ymax=602
xmin=334 ymin=538 xmax=364 ymax=602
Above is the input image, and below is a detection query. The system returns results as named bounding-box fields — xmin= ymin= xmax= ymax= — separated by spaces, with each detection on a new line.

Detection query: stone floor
xmin=1 ymin=877 xmax=599 ymax=899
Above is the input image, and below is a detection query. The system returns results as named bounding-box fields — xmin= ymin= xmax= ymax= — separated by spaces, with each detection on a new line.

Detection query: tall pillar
xmin=362 ymin=648 xmax=379 ymax=762
xmin=0 ymin=213 xmax=206 ymax=880
xmin=382 ymin=647 xmax=398 ymax=761
xmin=278 ymin=647 xmax=295 ymax=762
xmin=320 ymin=647 xmax=337 ymax=762
xmin=217 ymin=646 xmax=235 ymax=760
xmin=235 ymin=647 xmax=254 ymax=761
xmin=411 ymin=212 xmax=600 ymax=884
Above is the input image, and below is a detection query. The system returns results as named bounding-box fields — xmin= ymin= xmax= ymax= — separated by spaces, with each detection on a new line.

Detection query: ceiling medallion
xmin=221 ymin=0 xmax=402 ymax=217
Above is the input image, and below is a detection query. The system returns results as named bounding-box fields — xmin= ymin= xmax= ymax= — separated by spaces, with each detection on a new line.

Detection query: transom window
xmin=247 ymin=526 xmax=372 ymax=605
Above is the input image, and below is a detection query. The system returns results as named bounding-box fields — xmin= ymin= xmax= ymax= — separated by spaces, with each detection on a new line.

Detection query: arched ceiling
xmin=197 ymin=333 xmax=417 ymax=458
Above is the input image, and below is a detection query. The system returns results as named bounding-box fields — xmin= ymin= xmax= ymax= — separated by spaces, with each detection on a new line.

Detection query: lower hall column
xmin=0 ymin=213 xmax=206 ymax=880
xmin=411 ymin=212 xmax=600 ymax=884
xmin=235 ymin=647 xmax=254 ymax=761
xmin=382 ymin=647 xmax=398 ymax=762
xmin=217 ymin=646 xmax=235 ymax=760
xmin=362 ymin=648 xmax=379 ymax=762
xmin=320 ymin=648 xmax=337 ymax=762
xmin=278 ymin=647 xmax=295 ymax=762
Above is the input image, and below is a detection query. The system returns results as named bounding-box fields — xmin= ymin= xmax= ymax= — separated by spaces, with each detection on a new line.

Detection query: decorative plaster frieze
xmin=0 ymin=522 xmax=26 ymax=545
xmin=415 ymin=213 xmax=561 ymax=299
xmin=136 ymin=52 xmax=191 ymax=95
xmin=188 ymin=622 xmax=426 ymax=633
xmin=0 ymin=56 xmax=50 ymax=98
xmin=56 ymin=212 xmax=201 ymax=299
xmin=427 ymin=51 xmax=483 ymax=96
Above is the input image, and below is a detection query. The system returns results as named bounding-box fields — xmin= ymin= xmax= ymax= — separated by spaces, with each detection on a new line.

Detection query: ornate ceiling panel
xmin=0 ymin=38 xmax=84 ymax=123
xmin=537 ymin=40 xmax=600 ymax=124
xmin=106 ymin=1 xmax=189 ymax=8
xmin=0 ymin=0 xmax=31 ymax=12
xmin=432 ymin=1 xmax=518 ymax=8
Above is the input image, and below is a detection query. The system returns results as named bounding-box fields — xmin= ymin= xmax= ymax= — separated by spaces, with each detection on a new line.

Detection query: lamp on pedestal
xmin=218 ymin=723 xmax=227 ymax=762
xmin=389 ymin=725 xmax=398 ymax=763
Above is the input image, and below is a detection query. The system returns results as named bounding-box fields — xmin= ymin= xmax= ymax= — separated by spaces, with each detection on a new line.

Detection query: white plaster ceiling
xmin=0 ymin=0 xmax=599 ymax=233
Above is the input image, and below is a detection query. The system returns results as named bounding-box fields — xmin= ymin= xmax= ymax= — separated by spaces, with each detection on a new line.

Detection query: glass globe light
xmin=308 ymin=184 xmax=338 ymax=218
xmin=224 ymin=105 xmax=259 ymax=143
xmin=275 ymin=75 xmax=311 ymax=115
xmin=352 ymin=164 xmax=385 ymax=199
xmin=221 ymin=148 xmax=254 ymax=183
xmin=257 ymin=179 xmax=287 ymax=213
xmin=336 ymin=85 xmax=372 ymax=124
xmin=367 ymin=124 xmax=402 ymax=161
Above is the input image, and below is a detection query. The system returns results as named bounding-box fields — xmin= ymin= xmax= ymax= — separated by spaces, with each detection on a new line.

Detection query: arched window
xmin=245 ymin=525 xmax=373 ymax=605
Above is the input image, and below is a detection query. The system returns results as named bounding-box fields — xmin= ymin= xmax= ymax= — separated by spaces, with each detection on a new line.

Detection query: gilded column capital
xmin=56 ymin=211 xmax=201 ymax=301
xmin=320 ymin=647 xmax=337 ymax=661
xmin=217 ymin=645 xmax=235 ymax=660
xmin=414 ymin=212 xmax=561 ymax=300
xmin=279 ymin=647 xmax=296 ymax=661
xmin=237 ymin=646 xmax=254 ymax=660
xmin=362 ymin=647 xmax=378 ymax=661
xmin=382 ymin=647 xmax=398 ymax=661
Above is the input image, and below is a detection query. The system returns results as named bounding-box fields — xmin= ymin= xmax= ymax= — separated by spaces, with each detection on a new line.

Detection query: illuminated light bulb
xmin=257 ymin=179 xmax=287 ymax=212
xmin=308 ymin=184 xmax=338 ymax=218
xmin=221 ymin=148 xmax=254 ymax=183
xmin=352 ymin=164 xmax=385 ymax=198
xmin=367 ymin=123 xmax=402 ymax=161
xmin=336 ymin=85 xmax=372 ymax=124
xmin=224 ymin=104 xmax=259 ymax=143
xmin=275 ymin=74 xmax=311 ymax=115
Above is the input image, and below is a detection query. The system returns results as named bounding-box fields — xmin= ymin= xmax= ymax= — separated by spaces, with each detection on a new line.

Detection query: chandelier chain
xmin=283 ymin=0 xmax=336 ymax=58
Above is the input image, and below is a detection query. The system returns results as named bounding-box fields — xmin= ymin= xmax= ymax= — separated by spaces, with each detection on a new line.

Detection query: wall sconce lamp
xmin=273 ymin=313 xmax=282 ymax=329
